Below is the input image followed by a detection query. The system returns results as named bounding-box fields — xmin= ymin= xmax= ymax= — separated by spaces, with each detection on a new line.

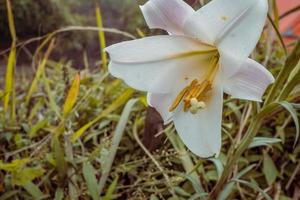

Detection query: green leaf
xmin=54 ymin=188 xmax=64 ymax=200
xmin=52 ymin=136 xmax=66 ymax=180
xmin=263 ymin=152 xmax=278 ymax=186
xmin=63 ymin=73 xmax=80 ymax=117
xmin=71 ymin=88 xmax=135 ymax=142
xmin=0 ymin=190 xmax=19 ymax=200
xmin=103 ymin=176 xmax=119 ymax=200
xmin=3 ymin=44 xmax=16 ymax=114
xmin=278 ymin=101 xmax=300 ymax=148
xmin=218 ymin=164 xmax=256 ymax=200
xmin=26 ymin=40 xmax=55 ymax=104
xmin=83 ymin=162 xmax=100 ymax=200
xmin=174 ymin=172 xmax=207 ymax=196
xmin=96 ymin=4 xmax=107 ymax=69
xmin=0 ymin=159 xmax=29 ymax=172
xmin=249 ymin=137 xmax=281 ymax=149
xmin=28 ymin=119 xmax=48 ymax=138
xmin=231 ymin=179 xmax=272 ymax=200
xmin=12 ymin=167 xmax=45 ymax=186
xmin=267 ymin=14 xmax=287 ymax=55
xmin=209 ymin=158 xmax=224 ymax=179
xmin=23 ymin=181 xmax=45 ymax=199
xmin=99 ymin=99 xmax=138 ymax=194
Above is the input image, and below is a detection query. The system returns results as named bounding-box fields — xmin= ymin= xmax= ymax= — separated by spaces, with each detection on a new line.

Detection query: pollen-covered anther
xmin=169 ymin=56 xmax=219 ymax=113
xmin=189 ymin=98 xmax=206 ymax=114
xmin=183 ymin=79 xmax=212 ymax=111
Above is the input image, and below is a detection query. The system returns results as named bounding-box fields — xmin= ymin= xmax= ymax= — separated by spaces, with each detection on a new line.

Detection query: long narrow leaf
xmin=63 ymin=73 xmax=80 ymax=117
xmin=71 ymin=88 xmax=134 ymax=142
xmin=26 ymin=39 xmax=55 ymax=104
xmin=98 ymin=99 xmax=138 ymax=194
xmin=96 ymin=4 xmax=107 ymax=69
xmin=83 ymin=162 xmax=100 ymax=200
xmin=278 ymin=101 xmax=300 ymax=148
xmin=3 ymin=45 xmax=15 ymax=113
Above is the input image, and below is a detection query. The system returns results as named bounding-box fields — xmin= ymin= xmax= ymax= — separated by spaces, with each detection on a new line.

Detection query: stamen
xmin=189 ymin=98 xmax=206 ymax=114
xmin=169 ymin=55 xmax=219 ymax=113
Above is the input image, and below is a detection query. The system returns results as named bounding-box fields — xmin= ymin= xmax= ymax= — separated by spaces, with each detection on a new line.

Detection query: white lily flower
xmin=105 ymin=0 xmax=275 ymax=158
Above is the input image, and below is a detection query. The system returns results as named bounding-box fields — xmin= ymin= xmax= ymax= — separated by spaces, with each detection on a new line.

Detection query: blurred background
xmin=0 ymin=0 xmax=299 ymax=67
xmin=0 ymin=0 xmax=147 ymax=68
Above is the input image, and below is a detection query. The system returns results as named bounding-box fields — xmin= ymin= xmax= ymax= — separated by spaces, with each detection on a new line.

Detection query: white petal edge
xmin=223 ymin=58 xmax=275 ymax=102
xmin=147 ymin=92 xmax=174 ymax=124
xmin=106 ymin=36 xmax=213 ymax=93
xmin=184 ymin=0 xmax=268 ymax=78
xmin=173 ymin=84 xmax=223 ymax=158
xmin=140 ymin=0 xmax=194 ymax=35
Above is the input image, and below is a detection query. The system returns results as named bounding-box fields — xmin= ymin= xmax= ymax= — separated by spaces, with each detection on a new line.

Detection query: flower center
xmin=169 ymin=55 xmax=220 ymax=114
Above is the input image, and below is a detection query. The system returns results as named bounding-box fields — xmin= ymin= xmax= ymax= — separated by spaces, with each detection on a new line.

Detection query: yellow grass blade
xmin=3 ymin=0 xmax=17 ymax=115
xmin=95 ymin=4 xmax=108 ymax=70
xmin=71 ymin=88 xmax=135 ymax=142
xmin=6 ymin=0 xmax=16 ymax=41
xmin=63 ymin=73 xmax=81 ymax=117
xmin=3 ymin=45 xmax=16 ymax=113
xmin=25 ymin=39 xmax=55 ymax=104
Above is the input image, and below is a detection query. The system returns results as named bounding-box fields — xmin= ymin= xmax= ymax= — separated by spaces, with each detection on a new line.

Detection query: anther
xmin=189 ymin=98 xmax=206 ymax=114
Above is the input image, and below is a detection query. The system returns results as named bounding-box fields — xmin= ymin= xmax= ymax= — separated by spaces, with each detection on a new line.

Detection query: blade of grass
xmin=26 ymin=39 xmax=55 ymax=104
xmin=0 ymin=26 xmax=136 ymax=57
xmin=63 ymin=73 xmax=80 ymax=118
xmin=23 ymin=181 xmax=45 ymax=199
xmin=217 ymin=164 xmax=257 ymax=200
xmin=272 ymin=0 xmax=279 ymax=28
xmin=41 ymin=68 xmax=61 ymax=118
xmin=103 ymin=176 xmax=119 ymax=200
xmin=3 ymin=45 xmax=15 ymax=114
xmin=98 ymin=99 xmax=138 ymax=194
xmin=54 ymin=188 xmax=64 ymax=200
xmin=52 ymin=135 xmax=67 ymax=182
xmin=71 ymin=88 xmax=135 ymax=142
xmin=96 ymin=4 xmax=107 ymax=70
xmin=265 ymin=39 xmax=300 ymax=105
xmin=6 ymin=0 xmax=16 ymax=41
xmin=83 ymin=162 xmax=100 ymax=200
xmin=267 ymin=14 xmax=287 ymax=56
xmin=4 ymin=0 xmax=17 ymax=118
xmin=230 ymin=179 xmax=272 ymax=200
xmin=278 ymin=101 xmax=299 ymax=148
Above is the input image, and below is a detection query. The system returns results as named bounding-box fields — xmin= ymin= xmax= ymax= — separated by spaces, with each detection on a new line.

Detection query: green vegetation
xmin=0 ymin=0 xmax=300 ymax=199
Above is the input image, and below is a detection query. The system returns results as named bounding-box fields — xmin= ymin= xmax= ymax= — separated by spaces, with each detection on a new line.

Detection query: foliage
xmin=0 ymin=1 xmax=300 ymax=199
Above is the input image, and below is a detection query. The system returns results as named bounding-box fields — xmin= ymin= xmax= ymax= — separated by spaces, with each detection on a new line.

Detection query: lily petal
xmin=140 ymin=0 xmax=194 ymax=35
xmin=147 ymin=92 xmax=174 ymax=124
xmin=184 ymin=0 xmax=268 ymax=78
xmin=173 ymin=84 xmax=223 ymax=158
xmin=106 ymin=35 xmax=214 ymax=93
xmin=223 ymin=59 xmax=275 ymax=101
